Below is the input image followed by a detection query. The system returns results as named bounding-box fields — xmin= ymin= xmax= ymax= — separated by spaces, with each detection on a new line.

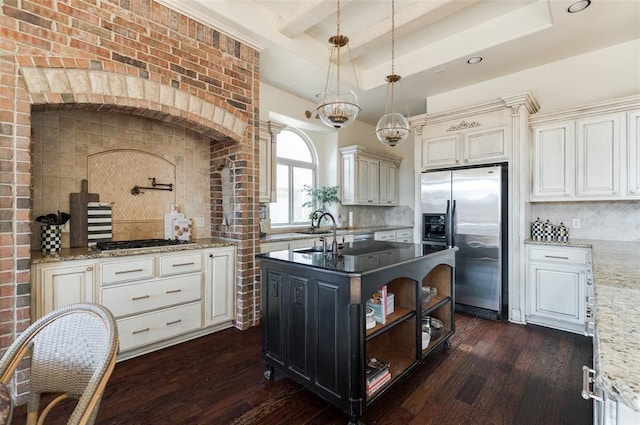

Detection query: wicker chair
xmin=0 ymin=303 xmax=119 ymax=425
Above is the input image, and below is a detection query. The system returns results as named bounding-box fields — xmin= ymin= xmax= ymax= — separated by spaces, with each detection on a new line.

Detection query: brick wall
xmin=0 ymin=0 xmax=261 ymax=400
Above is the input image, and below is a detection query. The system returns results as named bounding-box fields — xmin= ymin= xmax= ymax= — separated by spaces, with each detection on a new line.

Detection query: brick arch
xmin=20 ymin=66 xmax=248 ymax=143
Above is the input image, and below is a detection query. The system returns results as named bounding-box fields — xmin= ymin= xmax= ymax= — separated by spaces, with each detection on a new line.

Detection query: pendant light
xmin=306 ymin=0 xmax=361 ymax=129
xmin=376 ymin=0 xmax=410 ymax=147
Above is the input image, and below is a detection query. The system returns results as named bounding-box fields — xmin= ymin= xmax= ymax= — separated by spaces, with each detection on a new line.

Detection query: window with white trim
xmin=269 ymin=128 xmax=317 ymax=226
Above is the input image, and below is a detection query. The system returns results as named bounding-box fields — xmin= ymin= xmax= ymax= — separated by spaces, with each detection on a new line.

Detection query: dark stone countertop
xmin=257 ymin=240 xmax=454 ymax=274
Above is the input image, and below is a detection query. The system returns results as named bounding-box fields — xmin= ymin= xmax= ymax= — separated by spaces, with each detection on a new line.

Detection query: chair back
xmin=0 ymin=303 xmax=119 ymax=425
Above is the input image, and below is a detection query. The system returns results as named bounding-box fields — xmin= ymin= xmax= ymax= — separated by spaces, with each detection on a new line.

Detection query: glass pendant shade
xmin=310 ymin=1 xmax=361 ymax=129
xmin=376 ymin=112 xmax=410 ymax=146
xmin=318 ymin=87 xmax=360 ymax=129
xmin=376 ymin=0 xmax=410 ymax=147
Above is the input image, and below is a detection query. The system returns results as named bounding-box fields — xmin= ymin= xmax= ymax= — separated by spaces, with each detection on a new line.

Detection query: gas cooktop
xmin=95 ymin=239 xmax=193 ymax=251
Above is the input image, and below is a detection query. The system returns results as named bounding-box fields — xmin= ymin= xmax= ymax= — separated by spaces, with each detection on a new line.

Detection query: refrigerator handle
xmin=445 ymin=200 xmax=451 ymax=246
xmin=450 ymin=200 xmax=457 ymax=247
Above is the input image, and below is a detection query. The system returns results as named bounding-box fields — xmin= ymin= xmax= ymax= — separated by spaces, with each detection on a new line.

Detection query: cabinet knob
xmin=209 ymin=253 xmax=213 ymax=258
xmin=86 ymin=266 xmax=93 ymax=272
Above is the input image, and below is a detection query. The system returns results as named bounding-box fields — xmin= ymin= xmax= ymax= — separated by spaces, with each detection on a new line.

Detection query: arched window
xmin=270 ymin=128 xmax=317 ymax=226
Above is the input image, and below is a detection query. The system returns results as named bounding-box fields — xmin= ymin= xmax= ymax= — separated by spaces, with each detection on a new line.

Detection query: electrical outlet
xmin=195 ymin=217 xmax=204 ymax=227
xmin=572 ymin=218 xmax=581 ymax=229
xmin=61 ymin=221 xmax=70 ymax=233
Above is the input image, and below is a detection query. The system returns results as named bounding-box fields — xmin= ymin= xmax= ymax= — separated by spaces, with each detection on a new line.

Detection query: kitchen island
xmin=257 ymin=241 xmax=457 ymax=425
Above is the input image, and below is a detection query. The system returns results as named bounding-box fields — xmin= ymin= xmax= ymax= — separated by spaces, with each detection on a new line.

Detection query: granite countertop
xmin=524 ymin=238 xmax=595 ymax=248
xmin=257 ymin=241 xmax=454 ymax=274
xmin=526 ymin=238 xmax=640 ymax=411
xmin=261 ymin=225 xmax=412 ymax=243
xmin=589 ymin=240 xmax=640 ymax=412
xmin=31 ymin=237 xmax=237 ymax=264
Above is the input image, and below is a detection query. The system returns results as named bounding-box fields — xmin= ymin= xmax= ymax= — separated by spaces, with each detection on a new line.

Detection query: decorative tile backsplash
xmin=31 ymin=110 xmax=211 ymax=248
xmin=338 ymin=205 xmax=414 ymax=228
xmin=531 ymin=201 xmax=640 ymax=241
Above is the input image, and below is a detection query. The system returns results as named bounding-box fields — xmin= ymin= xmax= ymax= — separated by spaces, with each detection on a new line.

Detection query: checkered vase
xmin=543 ymin=220 xmax=556 ymax=242
xmin=41 ymin=225 xmax=61 ymax=253
xmin=531 ymin=218 xmax=544 ymax=241
xmin=556 ymin=222 xmax=569 ymax=243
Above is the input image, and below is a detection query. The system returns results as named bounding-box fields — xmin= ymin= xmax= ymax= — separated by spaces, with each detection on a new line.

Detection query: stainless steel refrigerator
xmin=421 ymin=164 xmax=507 ymax=320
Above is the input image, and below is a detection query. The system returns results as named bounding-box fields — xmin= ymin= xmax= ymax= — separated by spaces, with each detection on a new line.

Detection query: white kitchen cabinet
xmin=32 ymin=260 xmax=95 ymax=319
xmin=627 ymin=109 xmax=640 ymax=196
xmin=356 ymin=157 xmax=380 ymax=204
xmin=374 ymin=230 xmax=396 ymax=241
xmin=99 ymin=252 xmax=204 ymax=354
xmin=204 ymin=246 xmax=235 ymax=327
xmin=421 ymin=125 xmax=508 ymax=170
xmin=531 ymin=122 xmax=575 ymax=200
xmin=374 ymin=228 xmax=414 ymax=243
xmin=576 ymin=114 xmax=621 ymax=197
xmin=101 ymin=274 xmax=201 ymax=318
xmin=531 ymin=107 xmax=640 ymax=201
xmin=421 ymin=135 xmax=460 ymax=169
xmin=379 ymin=161 xmax=399 ymax=205
xmin=117 ymin=302 xmax=202 ymax=352
xmin=258 ymin=120 xmax=284 ymax=203
xmin=33 ymin=246 xmax=237 ymax=360
xmin=526 ymin=245 xmax=591 ymax=334
xmin=394 ymin=229 xmax=413 ymax=243
xmin=340 ymin=145 xmax=402 ymax=206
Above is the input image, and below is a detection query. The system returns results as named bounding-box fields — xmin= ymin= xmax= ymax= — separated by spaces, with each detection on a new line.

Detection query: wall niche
xmin=31 ymin=110 xmax=211 ymax=248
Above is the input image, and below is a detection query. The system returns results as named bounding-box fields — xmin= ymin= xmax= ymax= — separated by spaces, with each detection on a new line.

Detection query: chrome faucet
xmin=316 ymin=212 xmax=338 ymax=255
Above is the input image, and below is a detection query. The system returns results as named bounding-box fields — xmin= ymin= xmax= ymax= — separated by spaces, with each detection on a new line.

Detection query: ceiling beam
xmin=347 ymin=0 xmax=480 ymax=59
xmin=280 ymin=0 xmax=355 ymax=38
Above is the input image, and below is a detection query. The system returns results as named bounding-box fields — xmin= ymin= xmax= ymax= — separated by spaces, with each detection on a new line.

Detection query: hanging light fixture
xmin=376 ymin=0 xmax=410 ymax=147
xmin=305 ymin=0 xmax=361 ymax=129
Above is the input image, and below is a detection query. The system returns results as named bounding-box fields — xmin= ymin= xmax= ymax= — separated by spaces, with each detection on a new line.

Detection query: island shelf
xmin=258 ymin=241 xmax=457 ymax=425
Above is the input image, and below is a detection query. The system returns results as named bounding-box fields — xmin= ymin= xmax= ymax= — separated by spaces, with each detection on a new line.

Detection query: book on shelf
xmin=366 ymin=370 xmax=391 ymax=397
xmin=366 ymin=357 xmax=390 ymax=385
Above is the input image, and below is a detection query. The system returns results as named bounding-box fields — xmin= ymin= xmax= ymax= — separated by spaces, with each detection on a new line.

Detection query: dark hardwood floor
xmin=11 ymin=314 xmax=593 ymax=425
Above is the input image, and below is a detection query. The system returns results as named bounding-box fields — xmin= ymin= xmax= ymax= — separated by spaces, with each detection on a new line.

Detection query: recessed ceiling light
xmin=467 ymin=57 xmax=483 ymax=65
xmin=567 ymin=0 xmax=591 ymax=13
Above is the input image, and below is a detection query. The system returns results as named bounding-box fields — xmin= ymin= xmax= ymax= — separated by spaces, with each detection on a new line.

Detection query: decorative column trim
xmin=504 ymin=94 xmax=538 ymax=325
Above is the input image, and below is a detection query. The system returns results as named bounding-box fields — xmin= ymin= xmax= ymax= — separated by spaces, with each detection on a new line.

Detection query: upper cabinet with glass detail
xmin=340 ymin=145 xmax=402 ymax=206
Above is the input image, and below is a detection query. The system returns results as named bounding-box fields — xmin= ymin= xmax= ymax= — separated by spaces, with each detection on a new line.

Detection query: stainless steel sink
xmin=294 ymin=247 xmax=326 ymax=254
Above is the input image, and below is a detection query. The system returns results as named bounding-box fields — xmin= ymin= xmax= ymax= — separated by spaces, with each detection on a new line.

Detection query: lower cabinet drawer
xmin=101 ymin=273 xmax=201 ymax=317
xmin=528 ymin=247 xmax=589 ymax=265
xmin=117 ymin=302 xmax=202 ymax=352
xmin=159 ymin=252 xmax=202 ymax=276
xmin=101 ymin=257 xmax=155 ymax=284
